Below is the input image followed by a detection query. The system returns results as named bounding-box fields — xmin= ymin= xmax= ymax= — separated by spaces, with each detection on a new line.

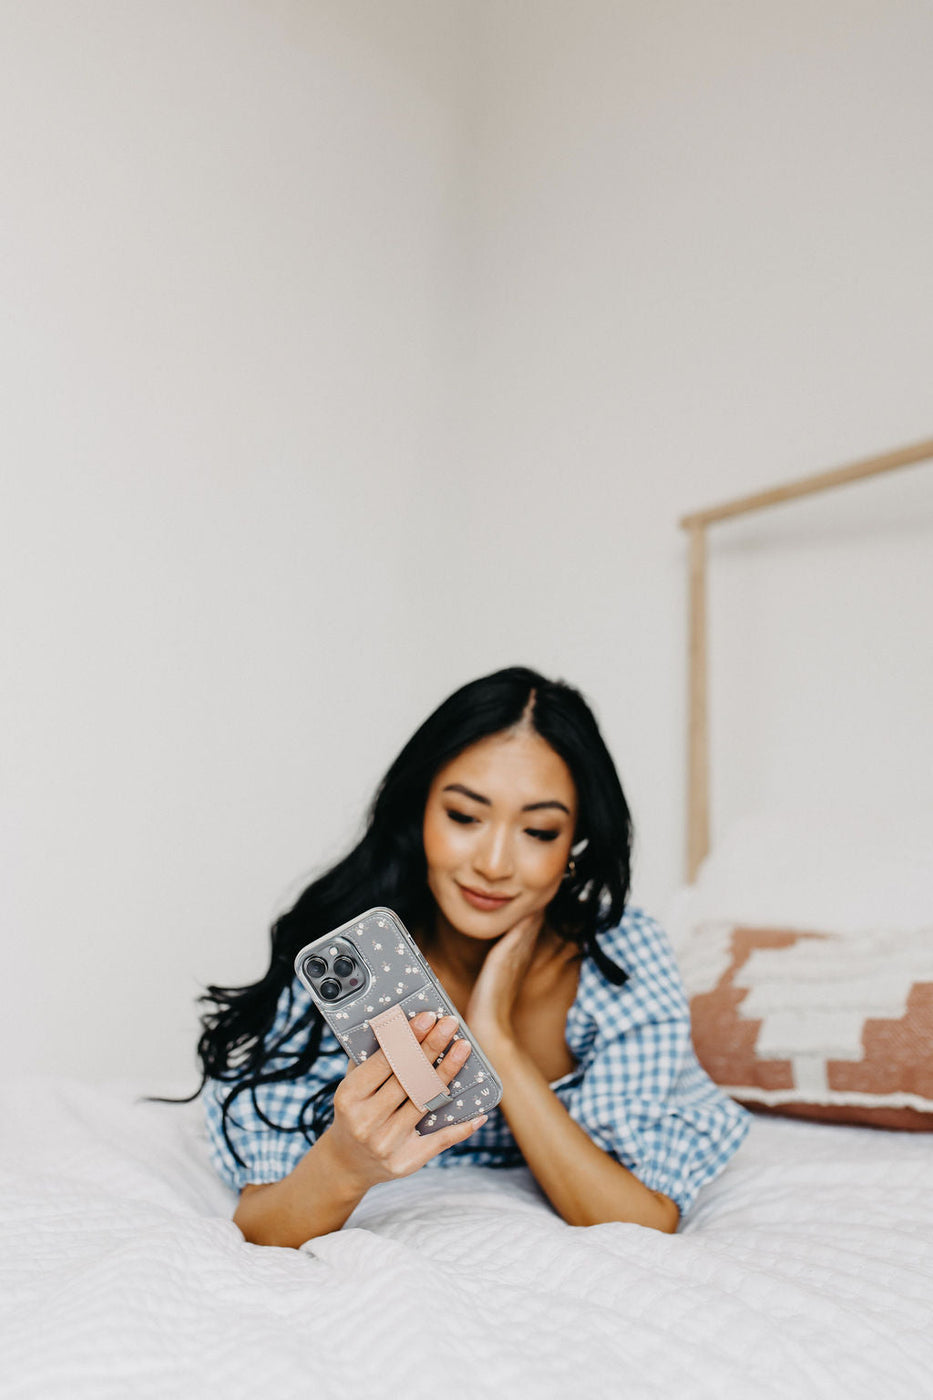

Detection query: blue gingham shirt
xmin=203 ymin=907 xmax=749 ymax=1216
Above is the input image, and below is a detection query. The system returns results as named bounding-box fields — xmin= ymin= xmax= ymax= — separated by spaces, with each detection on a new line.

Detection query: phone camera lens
xmin=304 ymin=956 xmax=327 ymax=979
xmin=319 ymin=978 xmax=341 ymax=1001
xmin=332 ymin=955 xmax=354 ymax=978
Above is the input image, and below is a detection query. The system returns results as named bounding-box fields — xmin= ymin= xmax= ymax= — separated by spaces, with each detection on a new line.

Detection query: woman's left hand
xmin=465 ymin=911 xmax=544 ymax=1048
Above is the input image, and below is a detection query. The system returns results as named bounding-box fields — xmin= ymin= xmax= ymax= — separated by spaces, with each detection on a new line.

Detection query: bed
xmin=3 ymin=441 xmax=932 ymax=1400
xmin=2 ymin=1074 xmax=931 ymax=1399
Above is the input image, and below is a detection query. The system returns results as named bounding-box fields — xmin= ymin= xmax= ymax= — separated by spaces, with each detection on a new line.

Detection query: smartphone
xmin=294 ymin=907 xmax=503 ymax=1134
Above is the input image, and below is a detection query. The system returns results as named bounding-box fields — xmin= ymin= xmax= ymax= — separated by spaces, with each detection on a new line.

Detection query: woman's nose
xmin=473 ymin=827 xmax=514 ymax=882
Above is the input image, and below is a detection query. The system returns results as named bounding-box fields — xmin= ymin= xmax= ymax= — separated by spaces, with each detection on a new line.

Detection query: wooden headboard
xmin=679 ymin=435 xmax=933 ymax=882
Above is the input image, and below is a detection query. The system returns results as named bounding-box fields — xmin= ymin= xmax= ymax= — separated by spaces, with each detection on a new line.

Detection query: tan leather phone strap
xmin=368 ymin=1005 xmax=453 ymax=1113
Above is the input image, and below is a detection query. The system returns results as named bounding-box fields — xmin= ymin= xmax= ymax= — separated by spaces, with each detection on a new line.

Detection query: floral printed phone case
xmin=294 ymin=907 xmax=503 ymax=1134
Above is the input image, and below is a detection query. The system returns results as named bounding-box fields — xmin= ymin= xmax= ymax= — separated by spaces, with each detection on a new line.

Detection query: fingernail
xmin=471 ymin=1114 xmax=488 ymax=1128
xmin=453 ymin=1039 xmax=472 ymax=1059
xmin=413 ymin=1011 xmax=436 ymax=1031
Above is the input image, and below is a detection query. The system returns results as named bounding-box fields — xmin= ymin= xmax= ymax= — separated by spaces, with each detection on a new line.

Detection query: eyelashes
xmin=444 ymin=809 xmax=561 ymax=842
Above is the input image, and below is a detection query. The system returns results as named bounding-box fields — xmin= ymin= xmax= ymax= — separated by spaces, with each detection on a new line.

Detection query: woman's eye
xmin=445 ymin=809 xmax=475 ymax=825
xmin=526 ymin=828 xmax=560 ymax=843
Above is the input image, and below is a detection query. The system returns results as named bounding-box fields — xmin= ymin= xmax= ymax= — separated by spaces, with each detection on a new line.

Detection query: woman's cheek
xmin=521 ymin=847 xmax=560 ymax=900
xmin=422 ymin=814 xmax=441 ymax=871
xmin=423 ymin=810 xmax=461 ymax=870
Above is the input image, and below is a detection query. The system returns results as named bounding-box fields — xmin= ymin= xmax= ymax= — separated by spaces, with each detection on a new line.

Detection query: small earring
xmin=564 ymin=856 xmax=577 ymax=881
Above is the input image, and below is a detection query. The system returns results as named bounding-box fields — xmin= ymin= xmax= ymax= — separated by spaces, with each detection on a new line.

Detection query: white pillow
xmin=665 ymin=808 xmax=933 ymax=950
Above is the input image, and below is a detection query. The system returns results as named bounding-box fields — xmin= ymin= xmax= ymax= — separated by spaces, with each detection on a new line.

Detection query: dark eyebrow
xmin=442 ymin=783 xmax=571 ymax=816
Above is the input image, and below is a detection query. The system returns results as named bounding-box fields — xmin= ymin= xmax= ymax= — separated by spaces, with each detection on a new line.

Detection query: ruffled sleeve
xmin=202 ymin=977 xmax=345 ymax=1193
xmin=562 ymin=908 xmax=749 ymax=1217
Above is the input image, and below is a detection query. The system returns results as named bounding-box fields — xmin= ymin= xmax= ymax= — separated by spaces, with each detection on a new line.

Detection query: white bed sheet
xmin=1 ymin=1077 xmax=931 ymax=1400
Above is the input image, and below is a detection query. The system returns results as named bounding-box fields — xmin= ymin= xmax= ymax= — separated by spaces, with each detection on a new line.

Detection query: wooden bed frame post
xmin=686 ymin=522 xmax=710 ymax=883
xmin=679 ymin=434 xmax=933 ymax=885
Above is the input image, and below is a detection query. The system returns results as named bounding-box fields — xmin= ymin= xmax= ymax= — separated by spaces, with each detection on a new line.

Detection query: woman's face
xmin=422 ymin=727 xmax=578 ymax=941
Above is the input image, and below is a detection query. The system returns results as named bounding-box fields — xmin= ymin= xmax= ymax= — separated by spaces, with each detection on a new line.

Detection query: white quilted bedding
xmin=2 ymin=1078 xmax=931 ymax=1400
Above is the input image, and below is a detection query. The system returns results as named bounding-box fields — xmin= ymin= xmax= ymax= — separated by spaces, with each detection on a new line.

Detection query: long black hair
xmin=192 ymin=667 xmax=633 ymax=1162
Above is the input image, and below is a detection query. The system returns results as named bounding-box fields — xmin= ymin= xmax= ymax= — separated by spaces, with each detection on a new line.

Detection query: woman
xmin=199 ymin=667 xmax=748 ymax=1246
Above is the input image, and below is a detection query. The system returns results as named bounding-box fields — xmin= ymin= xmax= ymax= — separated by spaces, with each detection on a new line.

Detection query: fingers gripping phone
xmin=294 ymin=908 xmax=503 ymax=1135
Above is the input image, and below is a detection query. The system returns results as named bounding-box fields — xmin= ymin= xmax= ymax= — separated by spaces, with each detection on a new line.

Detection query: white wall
xmin=444 ymin=0 xmax=933 ymax=898
xmin=2 ymin=0 xmax=931 ymax=1084
xmin=0 ymin=0 xmax=471 ymax=1083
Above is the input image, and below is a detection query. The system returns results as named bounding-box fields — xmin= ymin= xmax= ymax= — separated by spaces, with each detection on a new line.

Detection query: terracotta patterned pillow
xmin=681 ymin=924 xmax=933 ymax=1130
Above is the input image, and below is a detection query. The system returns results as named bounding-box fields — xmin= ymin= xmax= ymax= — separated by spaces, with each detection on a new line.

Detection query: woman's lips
xmin=457 ymin=883 xmax=516 ymax=912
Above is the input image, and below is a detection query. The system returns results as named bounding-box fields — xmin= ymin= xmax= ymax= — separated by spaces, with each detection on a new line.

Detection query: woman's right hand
xmin=325 ymin=1011 xmax=487 ymax=1191
xmin=234 ymin=1010 xmax=485 ymax=1247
